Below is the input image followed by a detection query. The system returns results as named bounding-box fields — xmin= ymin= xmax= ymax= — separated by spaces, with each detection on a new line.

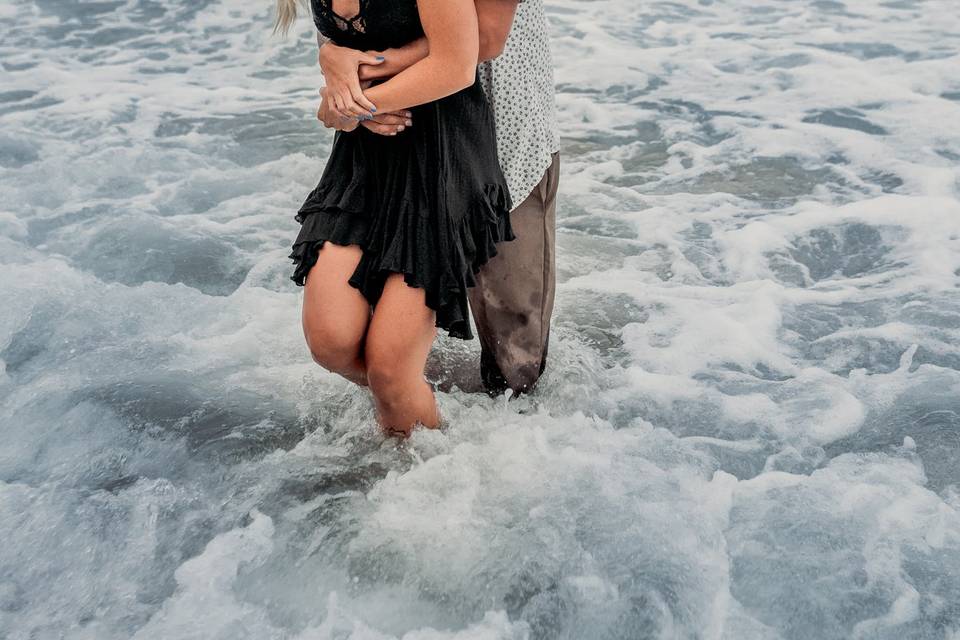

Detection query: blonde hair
xmin=274 ymin=0 xmax=305 ymax=35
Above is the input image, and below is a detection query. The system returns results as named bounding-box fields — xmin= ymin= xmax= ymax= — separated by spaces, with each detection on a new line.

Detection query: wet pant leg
xmin=468 ymin=153 xmax=560 ymax=394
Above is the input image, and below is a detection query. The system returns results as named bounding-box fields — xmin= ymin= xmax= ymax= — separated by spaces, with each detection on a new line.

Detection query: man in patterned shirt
xmin=315 ymin=0 xmax=560 ymax=395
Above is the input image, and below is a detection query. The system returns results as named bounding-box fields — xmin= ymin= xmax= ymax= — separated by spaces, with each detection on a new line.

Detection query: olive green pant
xmin=468 ymin=153 xmax=560 ymax=394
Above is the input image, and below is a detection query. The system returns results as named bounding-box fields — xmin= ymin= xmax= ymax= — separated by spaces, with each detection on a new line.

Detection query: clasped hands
xmin=316 ymin=42 xmax=413 ymax=136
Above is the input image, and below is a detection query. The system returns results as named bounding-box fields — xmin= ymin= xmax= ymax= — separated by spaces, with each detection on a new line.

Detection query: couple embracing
xmin=275 ymin=0 xmax=559 ymax=435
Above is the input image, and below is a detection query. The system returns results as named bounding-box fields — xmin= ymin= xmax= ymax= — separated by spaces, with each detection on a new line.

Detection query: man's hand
xmin=318 ymin=86 xmax=413 ymax=136
xmin=318 ymin=42 xmax=386 ymax=118
xmin=360 ymin=111 xmax=414 ymax=136
xmin=317 ymin=86 xmax=359 ymax=131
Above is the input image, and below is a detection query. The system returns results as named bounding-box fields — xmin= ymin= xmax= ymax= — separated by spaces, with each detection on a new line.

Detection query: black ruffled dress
xmin=289 ymin=0 xmax=514 ymax=340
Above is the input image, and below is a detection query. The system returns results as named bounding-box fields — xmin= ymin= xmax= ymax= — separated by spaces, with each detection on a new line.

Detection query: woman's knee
xmin=364 ymin=277 xmax=436 ymax=403
xmin=365 ymin=346 xmax=431 ymax=409
xmin=299 ymin=244 xmax=369 ymax=376
xmin=303 ymin=320 xmax=362 ymax=374
xmin=365 ymin=352 xmax=406 ymax=401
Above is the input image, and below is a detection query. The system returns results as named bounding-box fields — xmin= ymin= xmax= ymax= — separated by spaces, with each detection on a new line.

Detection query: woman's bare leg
xmin=364 ymin=274 xmax=440 ymax=433
xmin=302 ymin=243 xmax=370 ymax=386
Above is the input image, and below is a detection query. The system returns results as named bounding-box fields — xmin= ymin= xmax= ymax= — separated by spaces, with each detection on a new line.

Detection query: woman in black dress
xmin=275 ymin=0 xmax=514 ymax=434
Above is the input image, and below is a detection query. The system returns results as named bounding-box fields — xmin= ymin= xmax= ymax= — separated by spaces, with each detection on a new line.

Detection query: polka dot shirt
xmin=479 ymin=0 xmax=560 ymax=209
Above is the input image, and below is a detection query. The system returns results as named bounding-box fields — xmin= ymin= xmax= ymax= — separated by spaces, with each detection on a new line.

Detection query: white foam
xmin=2 ymin=0 xmax=960 ymax=637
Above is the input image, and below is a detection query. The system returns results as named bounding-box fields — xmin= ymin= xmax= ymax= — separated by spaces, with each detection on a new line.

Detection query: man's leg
xmin=469 ymin=153 xmax=560 ymax=394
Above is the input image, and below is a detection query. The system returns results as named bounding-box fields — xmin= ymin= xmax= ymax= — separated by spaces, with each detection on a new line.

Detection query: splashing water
xmin=1 ymin=0 xmax=959 ymax=638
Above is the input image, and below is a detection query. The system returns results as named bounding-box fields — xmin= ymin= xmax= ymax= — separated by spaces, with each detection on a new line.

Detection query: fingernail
xmin=376 ymin=56 xmax=385 ymax=61
xmin=405 ymin=120 xmax=413 ymax=126
xmin=371 ymin=107 xmax=377 ymax=112
xmin=397 ymin=125 xmax=405 ymax=132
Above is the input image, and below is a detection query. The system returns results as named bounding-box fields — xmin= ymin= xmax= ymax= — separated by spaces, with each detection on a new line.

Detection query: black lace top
xmin=311 ymin=0 xmax=424 ymax=51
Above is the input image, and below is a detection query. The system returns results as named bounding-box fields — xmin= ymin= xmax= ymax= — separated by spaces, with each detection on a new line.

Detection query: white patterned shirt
xmin=479 ymin=0 xmax=560 ymax=209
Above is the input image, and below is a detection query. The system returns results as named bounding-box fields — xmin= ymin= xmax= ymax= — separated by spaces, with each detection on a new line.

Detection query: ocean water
xmin=2 ymin=0 xmax=960 ymax=638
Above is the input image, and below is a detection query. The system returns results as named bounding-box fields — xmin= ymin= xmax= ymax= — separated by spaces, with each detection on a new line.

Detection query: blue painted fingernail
xmin=371 ymin=107 xmax=377 ymax=112
xmin=377 ymin=56 xmax=385 ymax=61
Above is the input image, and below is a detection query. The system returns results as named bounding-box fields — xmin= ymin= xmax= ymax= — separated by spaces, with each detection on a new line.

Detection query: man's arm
xmin=477 ymin=0 xmax=520 ymax=60
xmin=315 ymin=0 xmax=518 ymax=131
xmin=360 ymin=0 xmax=481 ymax=114
xmin=357 ymin=0 xmax=519 ymax=81
xmin=315 ymin=31 xmax=412 ymax=133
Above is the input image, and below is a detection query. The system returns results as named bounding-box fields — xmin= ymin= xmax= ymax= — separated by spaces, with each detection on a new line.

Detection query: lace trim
xmin=317 ymin=0 xmax=367 ymax=34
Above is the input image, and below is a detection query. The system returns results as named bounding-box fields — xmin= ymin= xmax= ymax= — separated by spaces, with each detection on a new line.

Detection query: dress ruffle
xmin=289 ymin=80 xmax=514 ymax=341
xmin=289 ymin=180 xmax=513 ymax=340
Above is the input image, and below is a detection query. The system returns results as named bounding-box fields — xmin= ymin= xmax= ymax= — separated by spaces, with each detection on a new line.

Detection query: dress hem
xmin=288 ymin=182 xmax=514 ymax=341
